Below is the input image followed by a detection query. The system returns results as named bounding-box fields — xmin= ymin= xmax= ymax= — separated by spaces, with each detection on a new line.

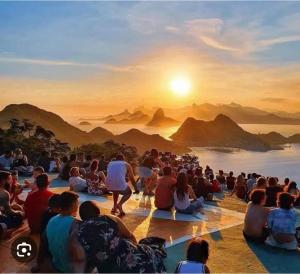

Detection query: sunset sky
xmin=1 ymin=1 xmax=300 ymax=119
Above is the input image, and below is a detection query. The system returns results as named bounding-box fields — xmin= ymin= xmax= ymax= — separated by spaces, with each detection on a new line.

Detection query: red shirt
xmin=24 ymin=189 xmax=53 ymax=233
xmin=155 ymin=176 xmax=176 ymax=209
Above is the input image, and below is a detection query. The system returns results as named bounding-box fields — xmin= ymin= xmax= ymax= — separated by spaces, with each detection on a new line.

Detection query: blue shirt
xmin=46 ymin=214 xmax=75 ymax=272
xmin=268 ymin=208 xmax=297 ymax=235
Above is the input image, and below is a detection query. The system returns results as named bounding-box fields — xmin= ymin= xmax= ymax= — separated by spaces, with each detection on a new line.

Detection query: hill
xmin=0 ymin=104 xmax=90 ymax=147
xmin=147 ymin=108 xmax=179 ymax=127
xmin=114 ymin=128 xmax=190 ymax=154
xmin=105 ymin=111 xmax=150 ymax=124
xmin=170 ymin=114 xmax=272 ymax=151
xmin=165 ymin=102 xmax=300 ymax=125
xmin=0 ymin=104 xmax=189 ymax=154
xmin=87 ymin=127 xmax=114 ymax=143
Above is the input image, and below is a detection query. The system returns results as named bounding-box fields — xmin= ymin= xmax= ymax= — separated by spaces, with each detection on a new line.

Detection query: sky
xmin=1 ymin=1 xmax=300 ymax=119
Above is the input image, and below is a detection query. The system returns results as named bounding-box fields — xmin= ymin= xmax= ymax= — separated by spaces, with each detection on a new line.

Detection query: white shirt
xmin=106 ymin=161 xmax=127 ymax=191
xmin=173 ymin=190 xmax=190 ymax=210
xmin=176 ymin=261 xmax=205 ymax=273
xmin=69 ymin=176 xmax=87 ymax=192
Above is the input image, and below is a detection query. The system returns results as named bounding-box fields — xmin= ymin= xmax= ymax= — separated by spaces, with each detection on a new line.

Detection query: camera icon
xmin=11 ymin=236 xmax=37 ymax=263
xmin=16 ymin=242 xmax=32 ymax=258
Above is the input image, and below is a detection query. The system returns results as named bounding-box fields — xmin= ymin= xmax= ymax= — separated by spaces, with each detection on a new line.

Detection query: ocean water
xmin=192 ymin=145 xmax=300 ymax=185
xmin=75 ymin=122 xmax=300 ymax=185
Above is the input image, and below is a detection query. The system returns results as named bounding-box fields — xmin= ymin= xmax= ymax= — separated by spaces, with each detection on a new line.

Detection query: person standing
xmin=106 ymin=154 xmax=136 ymax=217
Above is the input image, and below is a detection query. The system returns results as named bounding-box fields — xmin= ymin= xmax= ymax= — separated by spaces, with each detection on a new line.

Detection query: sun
xmin=170 ymin=77 xmax=191 ymax=97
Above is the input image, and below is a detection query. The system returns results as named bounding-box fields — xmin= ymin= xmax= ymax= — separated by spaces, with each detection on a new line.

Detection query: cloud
xmin=0 ymin=56 xmax=142 ymax=73
xmin=261 ymin=97 xmax=287 ymax=103
xmin=259 ymin=35 xmax=300 ymax=47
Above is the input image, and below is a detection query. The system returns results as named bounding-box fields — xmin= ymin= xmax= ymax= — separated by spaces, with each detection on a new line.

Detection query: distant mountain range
xmin=1 ymin=104 xmax=300 ymax=153
xmin=170 ymin=114 xmax=300 ymax=151
xmin=0 ymin=104 xmax=189 ymax=154
xmin=80 ymin=102 xmax=300 ymax=126
xmin=164 ymin=102 xmax=300 ymax=125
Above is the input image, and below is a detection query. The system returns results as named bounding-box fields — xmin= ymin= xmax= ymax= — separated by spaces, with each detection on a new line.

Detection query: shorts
xmin=243 ymin=228 xmax=269 ymax=244
xmin=138 ymin=166 xmax=153 ymax=179
xmin=114 ymin=186 xmax=132 ymax=196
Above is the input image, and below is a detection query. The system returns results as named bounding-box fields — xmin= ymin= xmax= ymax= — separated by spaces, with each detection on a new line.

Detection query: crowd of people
xmin=0 ymin=148 xmax=300 ymax=273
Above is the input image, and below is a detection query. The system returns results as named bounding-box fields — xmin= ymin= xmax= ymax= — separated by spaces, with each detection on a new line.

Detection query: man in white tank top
xmin=106 ymin=154 xmax=136 ymax=217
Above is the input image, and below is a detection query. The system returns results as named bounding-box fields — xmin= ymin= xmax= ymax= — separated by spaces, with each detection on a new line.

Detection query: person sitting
xmin=38 ymin=151 xmax=51 ymax=173
xmin=204 ymin=165 xmax=213 ymax=179
xmin=24 ymin=173 xmax=53 ymax=233
xmin=106 ymin=154 xmax=135 ymax=217
xmin=40 ymin=194 xmax=61 ymax=233
xmin=174 ymin=172 xmax=204 ymax=215
xmin=61 ymin=154 xmax=78 ymax=181
xmin=12 ymin=148 xmax=33 ymax=176
xmin=282 ymin=177 xmax=290 ymax=188
xmin=216 ymin=170 xmax=226 ymax=190
xmin=253 ymin=176 xmax=267 ymax=190
xmin=265 ymin=192 xmax=298 ymax=250
xmin=69 ymin=167 xmax=87 ymax=192
xmin=192 ymin=168 xmax=213 ymax=200
xmin=23 ymin=166 xmax=45 ymax=194
xmin=46 ymin=191 xmax=85 ymax=272
xmin=247 ymin=173 xmax=257 ymax=192
xmin=82 ymin=155 xmax=92 ymax=172
xmin=209 ymin=174 xmax=221 ymax=193
xmin=243 ymin=189 xmax=270 ymax=243
xmin=59 ymin=156 xmax=69 ymax=178
xmin=226 ymin=171 xmax=236 ymax=191
xmin=139 ymin=149 xmax=164 ymax=196
xmin=230 ymin=174 xmax=247 ymax=199
xmin=0 ymin=171 xmax=24 ymax=229
xmin=86 ymin=160 xmax=109 ymax=195
xmin=78 ymin=201 xmax=166 ymax=273
xmin=265 ymin=177 xmax=283 ymax=207
xmin=155 ymin=166 xmax=176 ymax=210
xmin=175 ymin=237 xmax=210 ymax=273
xmin=0 ymin=150 xmax=14 ymax=170
xmin=284 ymin=181 xmax=300 ymax=196
xmin=31 ymin=194 xmax=62 ymax=273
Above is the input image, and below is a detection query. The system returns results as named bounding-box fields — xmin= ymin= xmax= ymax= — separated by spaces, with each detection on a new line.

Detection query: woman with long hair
xmin=173 ymin=172 xmax=204 ymax=214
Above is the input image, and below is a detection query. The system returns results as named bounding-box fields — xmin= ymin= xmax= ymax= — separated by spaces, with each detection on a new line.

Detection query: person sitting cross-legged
xmin=243 ymin=189 xmax=270 ymax=243
xmin=265 ymin=192 xmax=299 ymax=250
xmin=175 ymin=237 xmax=210 ymax=273
xmin=155 ymin=166 xmax=176 ymax=210
xmin=24 ymin=173 xmax=53 ymax=233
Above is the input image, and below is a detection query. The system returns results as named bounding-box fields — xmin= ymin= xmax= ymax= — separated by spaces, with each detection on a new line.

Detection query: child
xmin=40 ymin=194 xmax=61 ymax=232
xmin=175 ymin=238 xmax=210 ymax=273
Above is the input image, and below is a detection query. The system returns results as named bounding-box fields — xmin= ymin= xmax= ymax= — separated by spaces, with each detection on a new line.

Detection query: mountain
xmin=100 ymin=109 xmax=131 ymax=122
xmin=0 ymin=104 xmax=189 ymax=154
xmin=0 ymin=104 xmax=90 ymax=147
xmin=147 ymin=108 xmax=179 ymax=127
xmin=113 ymin=128 xmax=190 ymax=154
xmin=170 ymin=114 xmax=272 ymax=151
xmin=105 ymin=111 xmax=150 ymax=124
xmin=165 ymin=102 xmax=300 ymax=125
xmin=257 ymin=132 xmax=288 ymax=145
xmin=87 ymin=127 xmax=114 ymax=143
xmin=288 ymin=134 xmax=300 ymax=143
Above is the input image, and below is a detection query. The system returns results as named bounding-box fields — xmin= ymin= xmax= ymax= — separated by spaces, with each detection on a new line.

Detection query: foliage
xmin=73 ymin=140 xmax=139 ymax=162
xmin=0 ymin=119 xmax=70 ymax=164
